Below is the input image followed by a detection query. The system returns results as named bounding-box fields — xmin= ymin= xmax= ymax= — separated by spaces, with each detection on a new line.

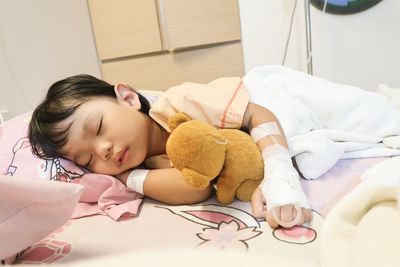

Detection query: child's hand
xmin=251 ymin=187 xmax=312 ymax=228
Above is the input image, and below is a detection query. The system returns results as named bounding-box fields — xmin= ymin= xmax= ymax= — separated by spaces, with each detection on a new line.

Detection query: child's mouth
xmin=118 ymin=148 xmax=129 ymax=165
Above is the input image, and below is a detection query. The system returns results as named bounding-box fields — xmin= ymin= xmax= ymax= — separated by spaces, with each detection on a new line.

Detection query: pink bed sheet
xmin=14 ymin=157 xmax=384 ymax=265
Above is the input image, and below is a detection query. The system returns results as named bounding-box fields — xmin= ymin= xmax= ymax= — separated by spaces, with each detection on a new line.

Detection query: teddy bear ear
xmin=168 ymin=112 xmax=193 ymax=131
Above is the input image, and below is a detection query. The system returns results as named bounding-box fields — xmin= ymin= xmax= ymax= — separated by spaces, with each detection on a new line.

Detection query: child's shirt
xmin=149 ymin=77 xmax=249 ymax=132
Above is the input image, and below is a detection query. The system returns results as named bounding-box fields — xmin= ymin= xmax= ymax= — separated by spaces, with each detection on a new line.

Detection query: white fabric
xmin=289 ymin=130 xmax=400 ymax=179
xmin=250 ymin=121 xmax=281 ymax=143
xmin=321 ymin=156 xmax=400 ymax=267
xmin=126 ymin=169 xmax=149 ymax=195
xmin=376 ymin=83 xmax=400 ymax=109
xmin=260 ymin=144 xmax=310 ymax=227
xmin=243 ymin=65 xmax=400 ymax=179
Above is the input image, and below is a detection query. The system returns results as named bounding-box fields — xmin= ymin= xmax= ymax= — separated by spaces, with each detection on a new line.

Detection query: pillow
xmin=0 ymin=112 xmax=140 ymax=264
xmin=0 ymin=112 xmax=88 ymax=182
xmin=0 ymin=174 xmax=83 ymax=263
xmin=0 ymin=91 xmax=161 ymax=263
xmin=0 ymin=112 xmax=142 ymax=208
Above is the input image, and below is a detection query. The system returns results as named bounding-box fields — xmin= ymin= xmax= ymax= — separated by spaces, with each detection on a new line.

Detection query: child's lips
xmin=117 ymin=148 xmax=129 ymax=166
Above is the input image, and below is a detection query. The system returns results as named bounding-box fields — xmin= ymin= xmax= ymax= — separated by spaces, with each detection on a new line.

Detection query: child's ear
xmin=114 ymin=83 xmax=141 ymax=110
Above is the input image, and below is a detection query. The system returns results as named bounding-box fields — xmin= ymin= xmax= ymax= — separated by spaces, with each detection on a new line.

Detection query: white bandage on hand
xmin=251 ymin=122 xmax=310 ymax=228
xmin=261 ymin=144 xmax=310 ymax=227
xmin=126 ymin=169 xmax=150 ymax=195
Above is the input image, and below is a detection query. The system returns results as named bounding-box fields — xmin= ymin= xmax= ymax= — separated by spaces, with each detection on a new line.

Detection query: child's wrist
xmin=126 ymin=169 xmax=149 ymax=194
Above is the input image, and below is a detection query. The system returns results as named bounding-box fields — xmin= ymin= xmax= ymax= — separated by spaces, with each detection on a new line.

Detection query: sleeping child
xmin=28 ymin=65 xmax=400 ymax=229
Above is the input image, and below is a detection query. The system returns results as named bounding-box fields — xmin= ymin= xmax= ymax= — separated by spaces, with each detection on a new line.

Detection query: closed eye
xmin=83 ymin=153 xmax=92 ymax=168
xmin=96 ymin=116 xmax=103 ymax=135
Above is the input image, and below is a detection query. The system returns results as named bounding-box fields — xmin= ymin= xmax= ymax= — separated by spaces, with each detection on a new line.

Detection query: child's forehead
xmin=73 ymin=98 xmax=108 ymax=116
xmin=67 ymin=97 xmax=116 ymax=125
xmin=59 ymin=98 xmax=102 ymax=125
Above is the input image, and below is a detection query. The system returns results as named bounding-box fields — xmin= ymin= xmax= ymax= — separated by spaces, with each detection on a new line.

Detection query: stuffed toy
xmin=166 ymin=112 xmax=264 ymax=204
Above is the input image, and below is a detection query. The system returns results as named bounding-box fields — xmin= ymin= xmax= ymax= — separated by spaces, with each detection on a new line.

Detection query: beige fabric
xmin=149 ymin=77 xmax=249 ymax=132
xmin=351 ymin=199 xmax=400 ymax=267
xmin=321 ymin=157 xmax=400 ymax=267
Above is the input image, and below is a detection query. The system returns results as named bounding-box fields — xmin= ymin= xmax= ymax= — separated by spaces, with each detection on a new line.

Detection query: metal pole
xmin=304 ymin=0 xmax=313 ymax=75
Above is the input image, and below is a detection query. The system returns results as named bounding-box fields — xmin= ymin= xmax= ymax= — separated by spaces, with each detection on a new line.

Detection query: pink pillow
xmin=0 ymin=112 xmax=142 ymax=263
xmin=0 ymin=113 xmax=142 ymax=214
xmin=0 ymin=112 xmax=142 ymax=260
xmin=0 ymin=112 xmax=84 ymax=263
xmin=0 ymin=174 xmax=83 ymax=263
xmin=0 ymin=112 xmax=86 ymax=182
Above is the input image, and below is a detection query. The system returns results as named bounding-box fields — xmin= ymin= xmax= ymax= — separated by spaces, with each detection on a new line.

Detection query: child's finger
xmin=280 ymin=204 xmax=294 ymax=223
xmin=265 ymin=211 xmax=279 ymax=228
xmin=303 ymin=208 xmax=313 ymax=222
xmin=296 ymin=209 xmax=305 ymax=225
xmin=296 ymin=208 xmax=312 ymax=226
xmin=250 ymin=188 xmax=266 ymax=218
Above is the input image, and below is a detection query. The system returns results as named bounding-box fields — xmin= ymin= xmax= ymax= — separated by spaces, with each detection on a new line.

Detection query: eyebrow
xmin=83 ymin=113 xmax=96 ymax=133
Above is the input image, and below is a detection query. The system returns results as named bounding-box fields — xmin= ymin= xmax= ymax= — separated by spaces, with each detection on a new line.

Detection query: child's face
xmin=59 ymin=96 xmax=149 ymax=175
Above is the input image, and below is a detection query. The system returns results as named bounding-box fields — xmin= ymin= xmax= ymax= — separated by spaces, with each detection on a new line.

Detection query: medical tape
xmin=126 ymin=169 xmax=149 ymax=195
xmin=261 ymin=142 xmax=290 ymax=159
xmin=250 ymin=122 xmax=281 ymax=143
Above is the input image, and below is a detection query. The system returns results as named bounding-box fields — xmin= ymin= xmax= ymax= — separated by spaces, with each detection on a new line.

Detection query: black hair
xmin=28 ymin=74 xmax=150 ymax=159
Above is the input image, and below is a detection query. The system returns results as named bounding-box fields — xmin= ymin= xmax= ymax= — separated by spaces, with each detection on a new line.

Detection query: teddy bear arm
xmin=181 ymin=168 xmax=214 ymax=190
xmin=236 ymin=179 xmax=262 ymax=202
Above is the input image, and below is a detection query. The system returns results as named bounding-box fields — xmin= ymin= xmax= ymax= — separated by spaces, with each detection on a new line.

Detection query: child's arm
xmin=116 ymin=168 xmax=212 ymax=205
xmin=242 ymin=102 xmax=312 ymax=228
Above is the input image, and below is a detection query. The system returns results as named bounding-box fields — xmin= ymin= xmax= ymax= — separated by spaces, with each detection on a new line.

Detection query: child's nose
xmin=95 ymin=140 xmax=112 ymax=161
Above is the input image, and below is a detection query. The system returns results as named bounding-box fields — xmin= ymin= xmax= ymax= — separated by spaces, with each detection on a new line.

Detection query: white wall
xmin=0 ymin=0 xmax=101 ymax=118
xmin=238 ymin=0 xmax=307 ymax=73
xmin=238 ymin=0 xmax=400 ymax=90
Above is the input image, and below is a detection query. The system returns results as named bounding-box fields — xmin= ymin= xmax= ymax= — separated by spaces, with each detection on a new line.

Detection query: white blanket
xmin=243 ymin=65 xmax=400 ymax=179
xmin=320 ymin=156 xmax=400 ymax=267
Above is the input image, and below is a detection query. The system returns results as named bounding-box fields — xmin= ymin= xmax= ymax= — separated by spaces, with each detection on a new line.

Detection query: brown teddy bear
xmin=166 ymin=112 xmax=264 ymax=204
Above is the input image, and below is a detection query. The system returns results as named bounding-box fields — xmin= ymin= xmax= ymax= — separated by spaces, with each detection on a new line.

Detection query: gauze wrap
xmin=251 ymin=122 xmax=310 ymax=227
